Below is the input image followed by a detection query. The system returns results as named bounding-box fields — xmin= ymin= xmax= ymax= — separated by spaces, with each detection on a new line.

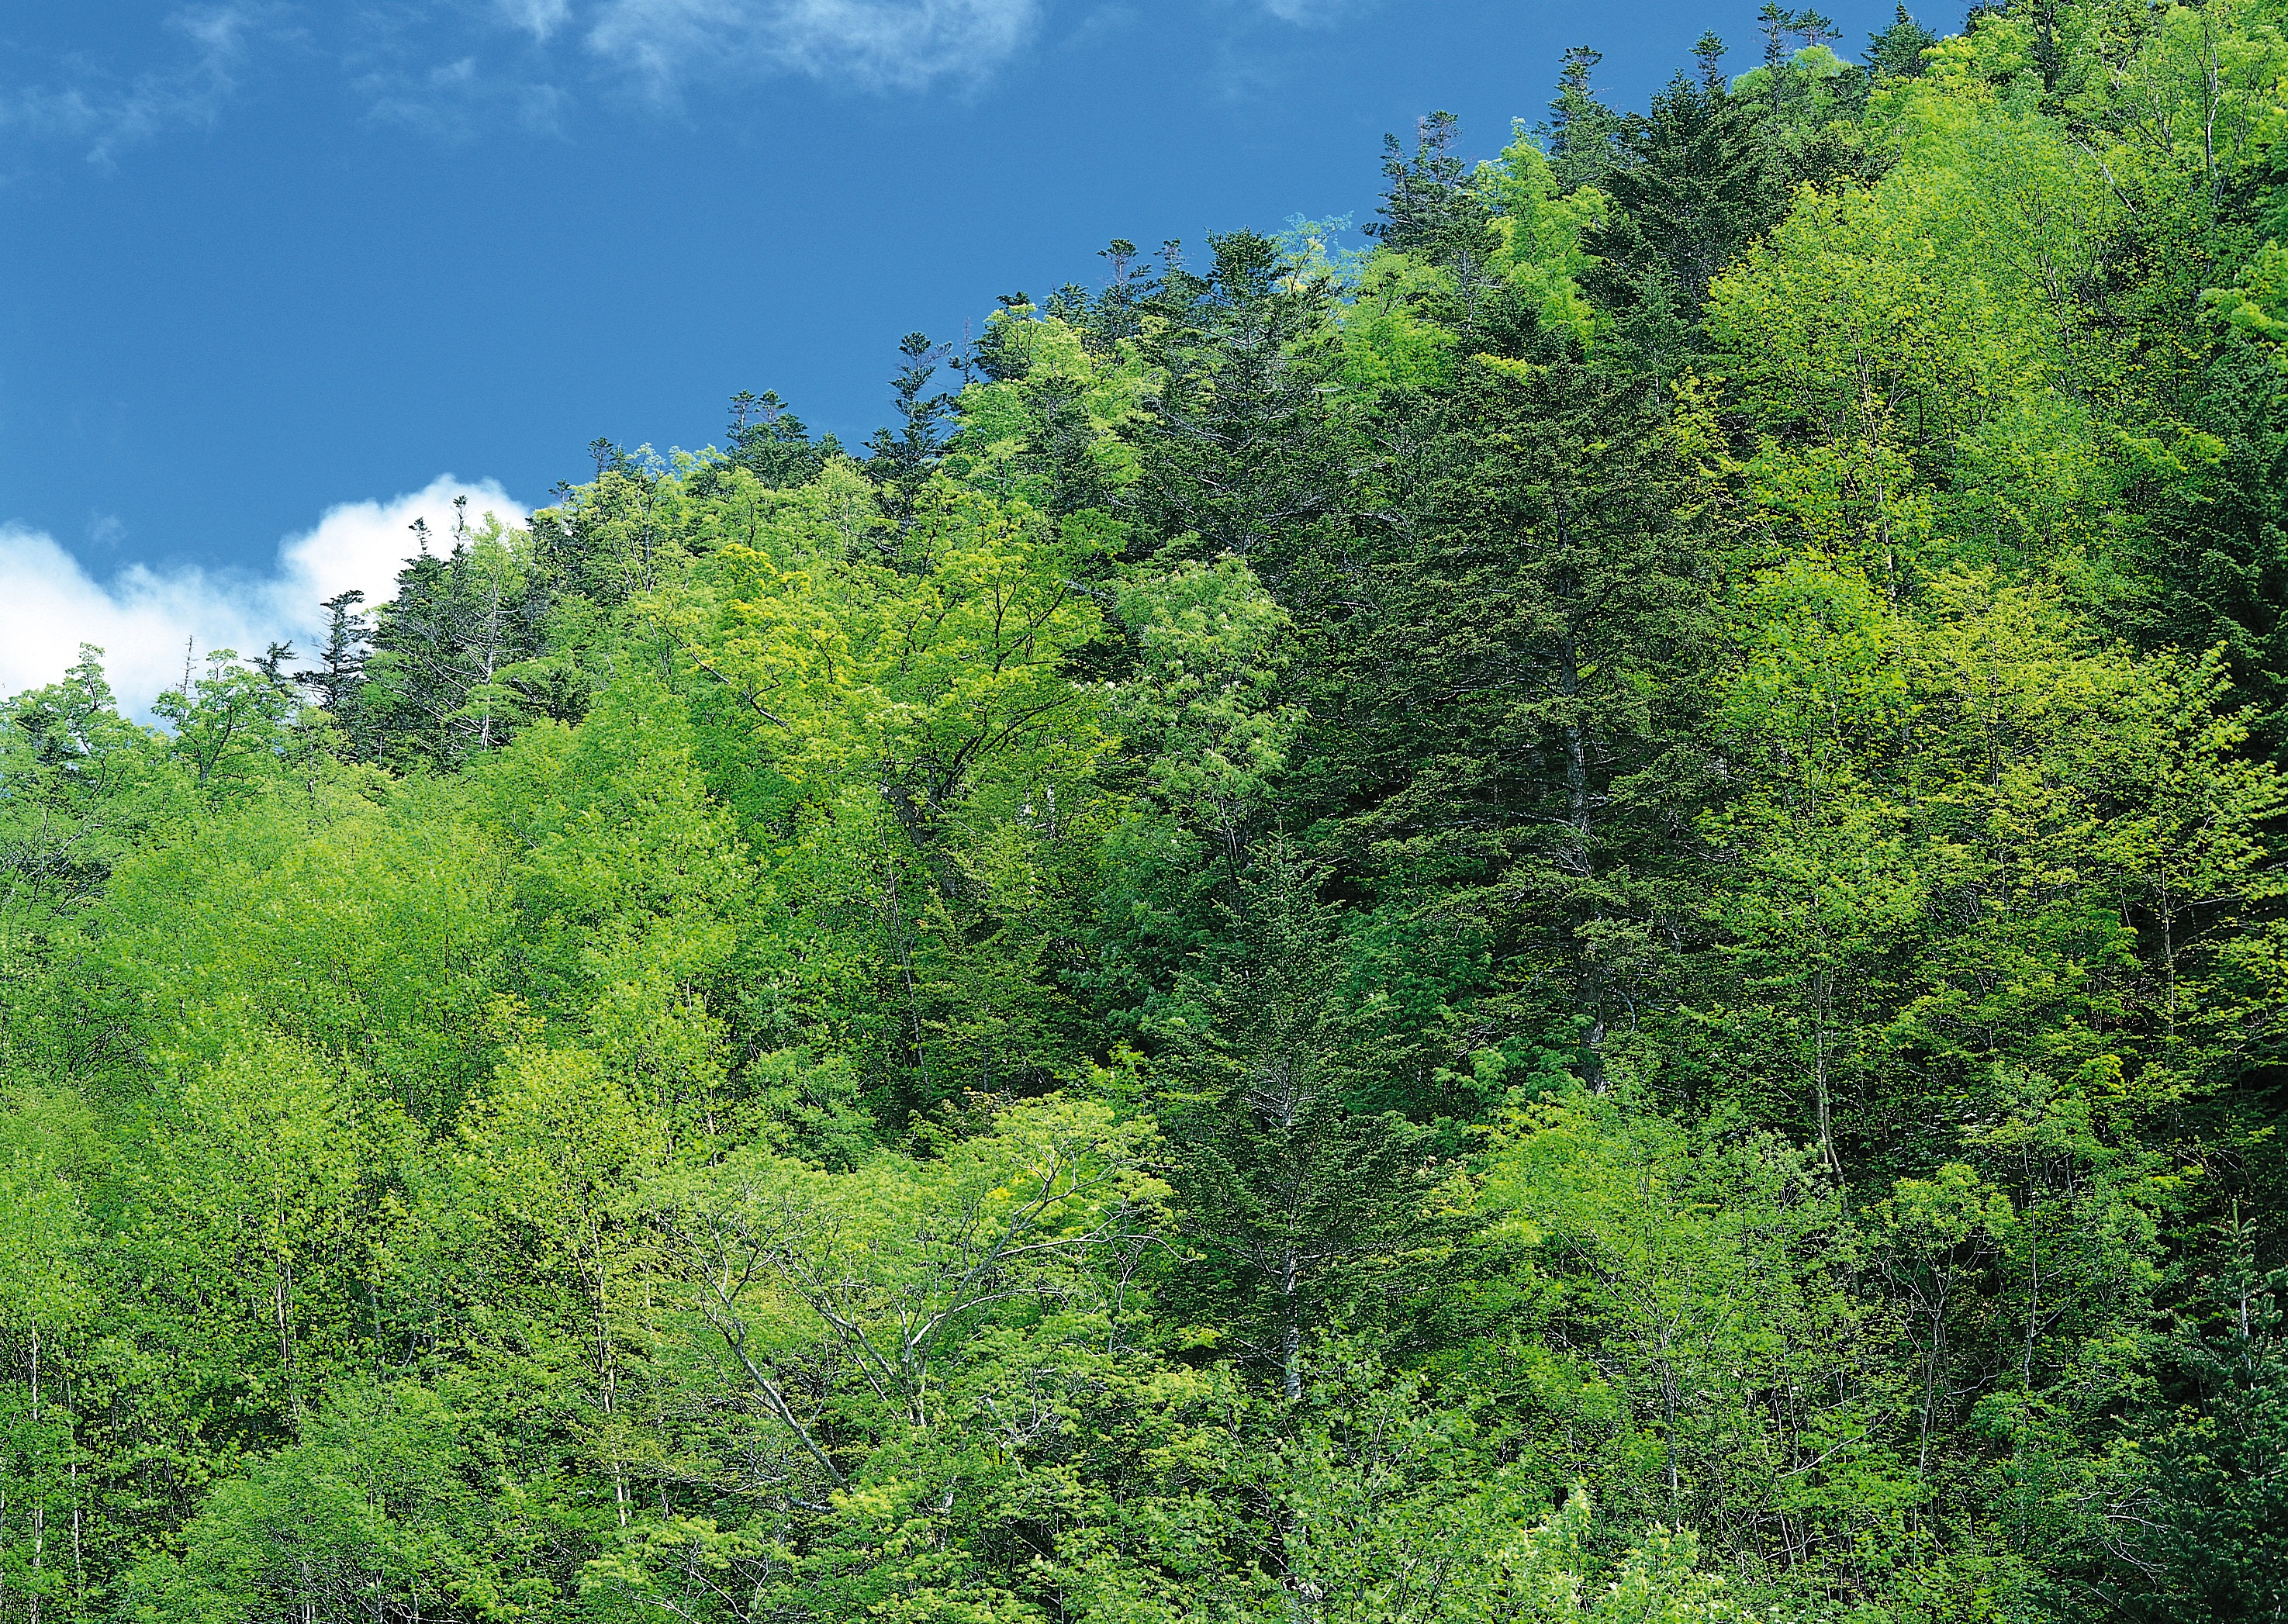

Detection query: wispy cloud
xmin=0 ymin=2 xmax=278 ymax=168
xmin=0 ymin=476 xmax=525 ymax=716
xmin=495 ymin=0 xmax=577 ymax=40
xmin=358 ymin=54 xmax=572 ymax=138
xmin=1254 ymin=0 xmax=1360 ymax=20
xmin=583 ymin=0 xmax=1042 ymax=95
xmin=4 ymin=0 xmax=1356 ymax=165
xmin=2 ymin=0 xmax=1041 ymax=161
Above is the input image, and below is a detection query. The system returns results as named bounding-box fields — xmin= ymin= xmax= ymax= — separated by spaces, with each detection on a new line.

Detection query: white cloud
xmin=584 ymin=0 xmax=1040 ymax=93
xmin=0 ymin=475 xmax=525 ymax=717
xmin=359 ymin=55 xmax=572 ymax=138
xmin=6 ymin=0 xmax=1046 ymax=159
xmin=0 ymin=2 xmax=276 ymax=168
xmin=496 ymin=0 xmax=576 ymax=39
xmin=1254 ymin=0 xmax=1371 ymax=23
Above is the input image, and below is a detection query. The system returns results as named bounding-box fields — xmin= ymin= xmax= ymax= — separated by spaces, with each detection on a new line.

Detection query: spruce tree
xmin=1154 ymin=844 xmax=1432 ymax=1401
xmin=295 ymin=590 xmax=370 ymax=727
xmin=1543 ymin=47 xmax=1620 ymax=192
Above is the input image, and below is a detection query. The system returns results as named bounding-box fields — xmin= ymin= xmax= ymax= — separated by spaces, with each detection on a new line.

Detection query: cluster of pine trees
xmin=10 ymin=1 xmax=2288 ymax=1616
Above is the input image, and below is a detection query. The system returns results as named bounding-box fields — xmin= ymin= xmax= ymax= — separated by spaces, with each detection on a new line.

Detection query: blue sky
xmin=0 ymin=0 xmax=1909 ymax=704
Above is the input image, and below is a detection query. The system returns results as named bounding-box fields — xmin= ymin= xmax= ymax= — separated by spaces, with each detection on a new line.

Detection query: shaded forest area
xmin=10 ymin=2 xmax=2288 ymax=1617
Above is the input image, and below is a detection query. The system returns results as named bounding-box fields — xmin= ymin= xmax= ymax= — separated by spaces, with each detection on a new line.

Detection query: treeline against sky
xmin=9 ymin=2 xmax=2288 ymax=1619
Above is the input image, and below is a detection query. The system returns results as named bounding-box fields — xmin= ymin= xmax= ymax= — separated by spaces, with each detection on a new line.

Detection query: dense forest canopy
xmin=12 ymin=2 xmax=2288 ymax=1617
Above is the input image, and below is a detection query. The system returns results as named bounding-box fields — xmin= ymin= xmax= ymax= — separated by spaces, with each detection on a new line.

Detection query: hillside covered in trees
xmin=12 ymin=2 xmax=2288 ymax=1618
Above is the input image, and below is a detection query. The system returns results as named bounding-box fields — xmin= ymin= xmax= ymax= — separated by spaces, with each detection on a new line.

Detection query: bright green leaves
xmin=92 ymin=772 xmax=514 ymax=1123
xmin=119 ymin=1377 xmax=540 ymax=1624
xmin=2206 ymin=240 xmax=2288 ymax=362
xmin=0 ymin=649 xmax=173 ymax=1076
xmin=1709 ymin=560 xmax=2288 ymax=1140
xmin=1709 ymin=55 xmax=2132 ymax=574
xmin=1275 ymin=1360 xmax=1750 ymax=1622
xmin=656 ymin=1092 xmax=1166 ymax=1439
xmin=1691 ymin=553 xmax=2286 ymax=1601
xmin=1104 ymin=557 xmax=1297 ymax=859
xmin=1479 ymin=1097 xmax=1903 ymax=1575
xmin=0 ymin=1087 xmax=98 ymax=1620
xmin=586 ymin=1094 xmax=1179 ymax=1619
xmin=151 ymin=650 xmax=303 ymax=803
xmin=952 ymin=308 xmax=1162 ymax=510
xmin=632 ymin=468 xmax=1123 ymax=1114
xmin=686 ymin=473 xmax=1110 ymax=827
xmin=866 ymin=486 xmax=1111 ymax=828
xmin=483 ymin=686 xmax=752 ymax=1135
xmin=1478 ymin=127 xmax=1609 ymax=351
xmin=1332 ymin=252 xmax=1464 ymax=393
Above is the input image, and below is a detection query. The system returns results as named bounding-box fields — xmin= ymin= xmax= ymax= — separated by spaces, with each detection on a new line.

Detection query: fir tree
xmin=724 ymin=389 xmax=831 ymax=489
xmin=1543 ymin=47 xmax=1620 ymax=192
xmin=1865 ymin=5 xmax=1936 ymax=79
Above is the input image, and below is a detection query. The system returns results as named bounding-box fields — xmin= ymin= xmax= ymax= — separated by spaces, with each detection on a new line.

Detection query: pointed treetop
xmin=1758 ymin=2 xmax=1793 ymax=66
xmin=1792 ymin=8 xmax=1837 ymax=47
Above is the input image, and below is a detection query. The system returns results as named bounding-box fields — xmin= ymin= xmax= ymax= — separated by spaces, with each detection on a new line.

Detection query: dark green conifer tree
xmin=1543 ymin=47 xmax=1621 ymax=192
xmin=721 ymin=389 xmax=831 ymax=489
xmin=1865 ymin=5 xmax=1937 ymax=79
xmin=1322 ymin=283 xmax=1720 ymax=1094
xmin=1154 ymin=845 xmax=1433 ymax=1401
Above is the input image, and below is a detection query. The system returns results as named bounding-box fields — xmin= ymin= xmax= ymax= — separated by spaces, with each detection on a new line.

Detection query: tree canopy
xmin=8 ymin=5 xmax=2288 ymax=1619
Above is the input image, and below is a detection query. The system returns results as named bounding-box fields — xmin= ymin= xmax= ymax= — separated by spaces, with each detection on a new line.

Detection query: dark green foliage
xmin=1543 ymin=47 xmax=1622 ymax=192
xmin=1367 ymin=109 xmax=1498 ymax=269
xmin=1588 ymin=74 xmax=1778 ymax=312
xmin=1866 ymin=3 xmax=1937 ymax=78
xmin=295 ymin=589 xmax=370 ymax=725
xmin=359 ymin=513 xmax=549 ymax=766
xmin=864 ymin=330 xmax=958 ymax=516
xmin=2118 ymin=1225 xmax=2288 ymax=1621
xmin=1153 ymin=846 xmax=1436 ymax=1398
xmin=721 ymin=388 xmax=835 ymax=489
xmin=1319 ymin=314 xmax=1718 ymax=1094
xmin=1119 ymin=230 xmax=1353 ymax=577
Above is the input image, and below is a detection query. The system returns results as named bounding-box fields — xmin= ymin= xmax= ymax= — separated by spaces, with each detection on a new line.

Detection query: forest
xmin=8 ymin=0 xmax=2288 ymax=1617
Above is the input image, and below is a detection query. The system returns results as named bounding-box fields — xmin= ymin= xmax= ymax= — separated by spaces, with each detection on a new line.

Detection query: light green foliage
xmin=1277 ymin=1362 xmax=1747 ymax=1622
xmin=482 ymin=684 xmax=753 ymax=1131
xmin=1711 ymin=36 xmax=2140 ymax=572
xmin=0 ymin=1087 xmax=97 ymax=1619
xmin=1105 ymin=556 xmax=1298 ymax=862
xmin=1332 ymin=251 xmax=1463 ymax=393
xmin=1478 ymin=1097 xmax=1910 ymax=1589
xmin=150 ymin=651 xmax=302 ymax=803
xmin=119 ymin=1377 xmax=537 ymax=1623
xmin=0 ymin=650 xmax=172 ymax=1075
xmin=2206 ymin=238 xmax=2288 ymax=352
xmin=1478 ymin=123 xmax=1609 ymax=349
xmin=90 ymin=773 xmax=514 ymax=1121
xmin=1274 ymin=213 xmax=1370 ymax=292
xmin=681 ymin=471 xmax=1110 ymax=811
xmin=955 ymin=309 xmax=1162 ymax=506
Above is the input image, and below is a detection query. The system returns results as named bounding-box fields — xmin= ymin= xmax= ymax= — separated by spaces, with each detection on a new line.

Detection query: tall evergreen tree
xmin=721 ymin=389 xmax=831 ymax=489
xmin=1365 ymin=110 xmax=1493 ymax=267
xmin=294 ymin=589 xmax=370 ymax=734
xmin=1587 ymin=71 xmax=1780 ymax=313
xmin=1118 ymin=231 xmax=1352 ymax=580
xmin=1543 ymin=47 xmax=1621 ymax=192
xmin=1322 ymin=285 xmax=1720 ymax=1091
xmin=1154 ymin=845 xmax=1434 ymax=1400
xmin=1865 ymin=5 xmax=1936 ymax=79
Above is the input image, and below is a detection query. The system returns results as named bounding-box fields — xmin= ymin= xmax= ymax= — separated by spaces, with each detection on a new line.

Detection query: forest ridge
xmin=5 ymin=2 xmax=2288 ymax=1619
